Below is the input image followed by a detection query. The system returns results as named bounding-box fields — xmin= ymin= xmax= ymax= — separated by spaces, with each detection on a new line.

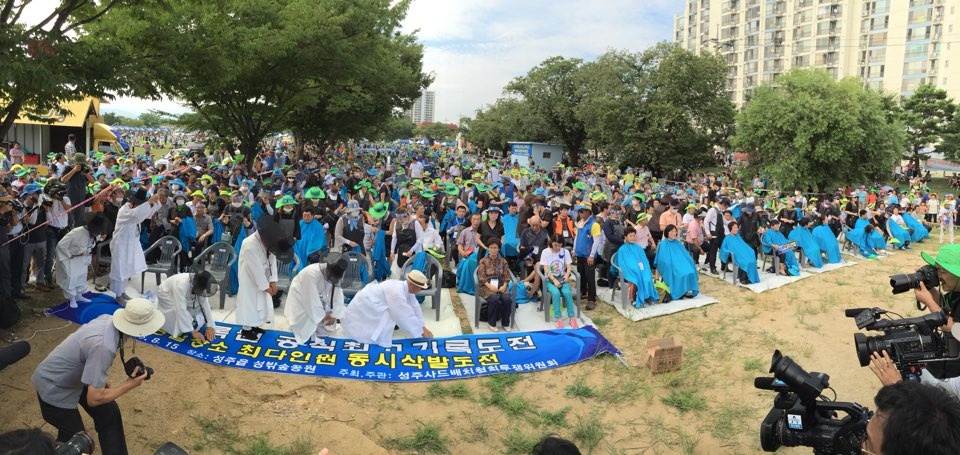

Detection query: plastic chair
xmin=92 ymin=240 xmax=112 ymax=286
xmin=274 ymin=250 xmax=300 ymax=309
xmin=141 ymin=236 xmax=182 ymax=292
xmin=721 ymin=262 xmax=741 ymax=285
xmin=760 ymin=241 xmax=781 ymax=275
xmin=473 ymin=265 xmax=519 ymax=330
xmin=608 ymin=252 xmax=631 ymax=310
xmin=339 ymin=250 xmax=373 ymax=299
xmin=400 ymin=253 xmax=443 ymax=321
xmin=535 ymin=266 xmax=581 ymax=322
xmin=190 ymin=241 xmax=237 ymax=309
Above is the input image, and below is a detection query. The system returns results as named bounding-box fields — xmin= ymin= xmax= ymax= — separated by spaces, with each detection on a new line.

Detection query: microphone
xmin=754 ymin=376 xmax=790 ymax=392
xmin=0 ymin=341 xmax=30 ymax=371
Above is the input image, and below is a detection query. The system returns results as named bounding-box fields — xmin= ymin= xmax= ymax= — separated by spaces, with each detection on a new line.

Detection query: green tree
xmin=732 ymin=69 xmax=905 ymax=192
xmin=102 ymin=111 xmax=122 ymax=125
xmin=576 ymin=45 xmax=734 ymax=172
xmin=138 ymin=111 xmax=167 ymax=128
xmin=901 ymin=83 xmax=958 ymax=163
xmin=371 ymin=116 xmax=415 ymax=142
xmin=0 ymin=0 xmax=148 ymax=140
xmin=413 ymin=122 xmax=456 ymax=143
xmin=506 ymin=57 xmax=587 ymax=166
xmin=461 ymin=98 xmax=554 ymax=153
xmin=96 ymin=0 xmax=427 ymax=169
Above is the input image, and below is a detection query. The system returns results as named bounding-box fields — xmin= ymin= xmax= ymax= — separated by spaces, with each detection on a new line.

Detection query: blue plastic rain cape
xmin=351 ymin=245 xmax=369 ymax=282
xmin=294 ymin=219 xmax=327 ymax=273
xmin=761 ymin=229 xmax=800 ymax=275
xmin=902 ymin=213 xmax=929 ymax=242
xmin=370 ymin=229 xmax=391 ymax=281
xmin=228 ymin=226 xmax=248 ymax=295
xmin=250 ymin=203 xmax=264 ymax=221
xmin=614 ymin=243 xmax=659 ymax=307
xmin=502 ymin=213 xmax=519 ymax=257
xmin=654 ymin=238 xmax=699 ymax=299
xmin=854 ymin=218 xmax=887 ymax=250
xmin=509 ymin=281 xmax=533 ymax=304
xmin=788 ymin=227 xmax=823 ymax=268
xmin=211 ymin=218 xmax=225 ymax=244
xmin=409 ymin=251 xmax=429 ymax=303
xmin=439 ymin=209 xmax=456 ymax=234
xmin=468 ymin=200 xmax=477 ymax=215
xmin=719 ymin=234 xmax=760 ymax=283
xmin=887 ymin=218 xmax=911 ymax=246
xmin=811 ymin=225 xmax=842 ymax=264
xmin=139 ymin=223 xmax=150 ymax=250
xmin=178 ymin=217 xmax=197 ymax=252
xmin=456 ymin=252 xmax=478 ymax=295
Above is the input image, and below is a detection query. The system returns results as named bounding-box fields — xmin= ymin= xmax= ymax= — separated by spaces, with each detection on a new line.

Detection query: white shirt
xmin=539 ymin=247 xmax=572 ymax=278
xmin=47 ymin=197 xmax=70 ymax=229
xmin=157 ymin=273 xmax=217 ymax=336
xmin=284 ymin=263 xmax=345 ymax=345
xmin=341 ymin=280 xmax=425 ymax=348
xmin=410 ymin=161 xmax=424 ymax=179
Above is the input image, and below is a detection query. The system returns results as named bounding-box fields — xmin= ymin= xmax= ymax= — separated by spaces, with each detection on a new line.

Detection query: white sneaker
xmin=487 ymin=323 xmax=499 ymax=332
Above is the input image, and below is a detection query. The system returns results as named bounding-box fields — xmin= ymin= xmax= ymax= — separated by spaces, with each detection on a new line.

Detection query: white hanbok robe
xmin=235 ymin=231 xmax=278 ymax=327
xmin=109 ymin=201 xmax=161 ymax=283
xmin=156 ymin=273 xmax=217 ymax=336
xmin=283 ymin=263 xmax=345 ymax=345
xmin=341 ymin=280 xmax=424 ymax=348
xmin=55 ymin=226 xmax=96 ymax=298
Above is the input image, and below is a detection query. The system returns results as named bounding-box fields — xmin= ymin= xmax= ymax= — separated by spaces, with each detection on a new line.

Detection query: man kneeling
xmin=155 ymin=271 xmax=219 ymax=343
xmin=284 ymin=257 xmax=348 ymax=345
xmin=341 ymin=270 xmax=434 ymax=348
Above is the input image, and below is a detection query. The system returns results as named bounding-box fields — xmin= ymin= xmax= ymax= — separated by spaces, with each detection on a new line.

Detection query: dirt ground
xmin=0 ymin=241 xmax=941 ymax=454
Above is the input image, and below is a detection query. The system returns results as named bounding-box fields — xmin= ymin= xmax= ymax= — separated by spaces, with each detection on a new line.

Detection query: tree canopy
xmin=731 ymin=69 xmax=906 ymax=192
xmin=95 ymin=0 xmax=429 ymax=166
xmin=901 ymin=83 xmax=959 ymax=162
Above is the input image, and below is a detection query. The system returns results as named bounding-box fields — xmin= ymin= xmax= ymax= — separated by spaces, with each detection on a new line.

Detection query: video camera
xmin=55 ymin=432 xmax=93 ymax=455
xmin=755 ymin=350 xmax=871 ymax=455
xmin=889 ymin=264 xmax=939 ymax=294
xmin=847 ymin=307 xmax=959 ymax=381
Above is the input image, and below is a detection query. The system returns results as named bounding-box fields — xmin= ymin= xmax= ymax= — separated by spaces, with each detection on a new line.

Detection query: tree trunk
xmin=239 ymin=138 xmax=258 ymax=174
xmin=0 ymin=98 xmax=25 ymax=145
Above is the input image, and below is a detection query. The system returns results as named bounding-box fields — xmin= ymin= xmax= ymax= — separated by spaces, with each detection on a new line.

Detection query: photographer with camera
xmin=31 ymin=298 xmax=164 ymax=455
xmin=861 ymin=381 xmax=960 ymax=455
xmin=61 ymin=154 xmax=93 ymax=228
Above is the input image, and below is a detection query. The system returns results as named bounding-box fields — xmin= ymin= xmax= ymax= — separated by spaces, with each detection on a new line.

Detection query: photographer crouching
xmin=868 ymin=244 xmax=960 ymax=391
xmin=30 ymin=299 xmax=163 ymax=455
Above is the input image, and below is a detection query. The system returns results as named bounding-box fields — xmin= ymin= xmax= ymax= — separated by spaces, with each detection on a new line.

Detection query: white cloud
xmin=403 ymin=0 xmax=677 ymax=122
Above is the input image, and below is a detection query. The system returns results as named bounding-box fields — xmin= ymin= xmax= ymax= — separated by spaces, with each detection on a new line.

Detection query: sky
xmin=90 ymin=0 xmax=678 ymax=121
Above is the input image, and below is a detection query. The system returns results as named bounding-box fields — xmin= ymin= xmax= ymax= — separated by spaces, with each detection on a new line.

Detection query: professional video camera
xmin=755 ymin=350 xmax=871 ymax=455
xmin=889 ymin=264 xmax=939 ymax=294
xmin=847 ymin=307 xmax=959 ymax=381
xmin=54 ymin=431 xmax=93 ymax=455
xmin=43 ymin=182 xmax=67 ymax=200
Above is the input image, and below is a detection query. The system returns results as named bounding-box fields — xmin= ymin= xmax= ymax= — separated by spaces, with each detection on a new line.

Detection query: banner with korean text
xmin=50 ymin=299 xmax=622 ymax=382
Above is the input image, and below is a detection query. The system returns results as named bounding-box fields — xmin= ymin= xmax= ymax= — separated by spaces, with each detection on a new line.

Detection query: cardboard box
xmin=645 ymin=337 xmax=683 ymax=374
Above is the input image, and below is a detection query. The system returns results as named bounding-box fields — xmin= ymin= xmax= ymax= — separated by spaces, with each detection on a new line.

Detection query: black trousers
xmin=38 ymin=387 xmax=128 ymax=455
xmin=705 ymin=237 xmax=723 ymax=271
xmin=485 ymin=292 xmax=513 ymax=326
xmin=8 ymin=239 xmax=24 ymax=295
xmin=576 ymin=256 xmax=597 ymax=302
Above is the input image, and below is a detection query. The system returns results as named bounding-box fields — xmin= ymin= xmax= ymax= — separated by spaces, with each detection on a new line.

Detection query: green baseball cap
xmin=922 ymin=245 xmax=960 ymax=278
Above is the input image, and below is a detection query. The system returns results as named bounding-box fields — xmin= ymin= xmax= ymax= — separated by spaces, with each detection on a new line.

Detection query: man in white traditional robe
xmin=283 ymin=257 xmax=348 ymax=345
xmin=109 ymin=189 xmax=161 ymax=305
xmin=56 ymin=213 xmax=111 ymax=308
xmin=155 ymin=271 xmax=219 ymax=343
xmin=341 ymin=270 xmax=434 ymax=348
xmin=236 ymin=216 xmax=294 ymax=341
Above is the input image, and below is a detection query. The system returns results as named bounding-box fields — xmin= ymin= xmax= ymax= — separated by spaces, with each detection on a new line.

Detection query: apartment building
xmin=674 ymin=0 xmax=960 ymax=106
xmin=405 ymin=90 xmax=436 ymax=124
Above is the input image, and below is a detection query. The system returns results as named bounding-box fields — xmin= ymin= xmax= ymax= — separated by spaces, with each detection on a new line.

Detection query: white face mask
xmin=114 ymin=197 xmax=124 ymax=205
xmin=240 ymin=186 xmax=249 ymax=193
xmin=282 ymin=206 xmax=294 ymax=213
xmin=310 ymin=198 xmax=320 ymax=204
xmin=176 ymin=200 xmax=185 ymax=206
xmin=231 ymin=201 xmax=242 ymax=208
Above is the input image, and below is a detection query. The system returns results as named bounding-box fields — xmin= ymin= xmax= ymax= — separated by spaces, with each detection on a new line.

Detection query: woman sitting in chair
xmin=654 ymin=224 xmax=699 ymax=301
xmin=719 ymin=221 xmax=760 ymax=285
xmin=476 ymin=239 xmax=512 ymax=332
xmin=614 ymin=227 xmax=659 ymax=308
xmin=539 ymin=234 xmax=579 ymax=329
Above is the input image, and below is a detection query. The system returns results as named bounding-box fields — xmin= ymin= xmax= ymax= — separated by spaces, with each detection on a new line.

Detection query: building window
xmin=542 ymin=152 xmax=551 ymax=159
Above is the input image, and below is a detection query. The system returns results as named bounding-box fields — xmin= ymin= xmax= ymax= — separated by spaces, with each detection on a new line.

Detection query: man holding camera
xmin=31 ymin=298 xmax=164 ymax=455
xmin=61 ymin=153 xmax=93 ymax=228
xmin=870 ymin=244 xmax=960 ymax=393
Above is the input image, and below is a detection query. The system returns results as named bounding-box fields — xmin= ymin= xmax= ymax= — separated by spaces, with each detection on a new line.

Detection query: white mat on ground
xmin=698 ymin=267 xmax=814 ymax=293
xmin=598 ymin=288 xmax=718 ymax=322
xmin=459 ymin=292 xmax=596 ymax=334
xmin=94 ymin=274 xmax=465 ymax=339
xmin=804 ymin=260 xmax=857 ymax=274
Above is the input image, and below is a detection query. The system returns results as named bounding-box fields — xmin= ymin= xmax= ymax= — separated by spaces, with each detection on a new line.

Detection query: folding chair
xmin=338 ymin=250 xmax=373 ymax=299
xmin=473 ymin=267 xmax=519 ymax=329
xmin=535 ymin=266 xmax=582 ymax=322
xmin=141 ymin=236 xmax=181 ymax=292
xmin=191 ymin=241 xmax=237 ymax=309
xmin=401 ymin=253 xmax=443 ymax=321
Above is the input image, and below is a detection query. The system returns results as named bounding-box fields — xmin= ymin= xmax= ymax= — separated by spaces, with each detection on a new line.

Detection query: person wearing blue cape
xmin=811 ymin=217 xmax=842 ymax=264
xmin=613 ymin=231 xmax=659 ymax=308
xmin=762 ymin=219 xmax=801 ymax=275
xmin=455 ymin=213 xmax=482 ymax=295
xmin=886 ymin=205 xmax=912 ymax=251
xmin=293 ymin=206 xmax=328 ymax=274
xmin=846 ymin=217 xmax=880 ymax=259
xmin=902 ymin=206 xmax=930 ymax=243
xmin=788 ymin=218 xmax=823 ymax=268
xmin=653 ymin=225 xmax=699 ymax=300
xmin=854 ymin=211 xmax=888 ymax=251
xmin=719 ymin=221 xmax=761 ymax=284
xmin=502 ymin=202 xmax=520 ymax=259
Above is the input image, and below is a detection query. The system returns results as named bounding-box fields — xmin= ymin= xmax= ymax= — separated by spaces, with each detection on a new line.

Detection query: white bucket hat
xmin=112 ymin=298 xmax=165 ymax=337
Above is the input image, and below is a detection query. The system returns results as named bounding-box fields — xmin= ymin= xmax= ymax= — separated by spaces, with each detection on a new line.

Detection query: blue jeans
xmin=546 ymin=279 xmax=575 ymax=318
